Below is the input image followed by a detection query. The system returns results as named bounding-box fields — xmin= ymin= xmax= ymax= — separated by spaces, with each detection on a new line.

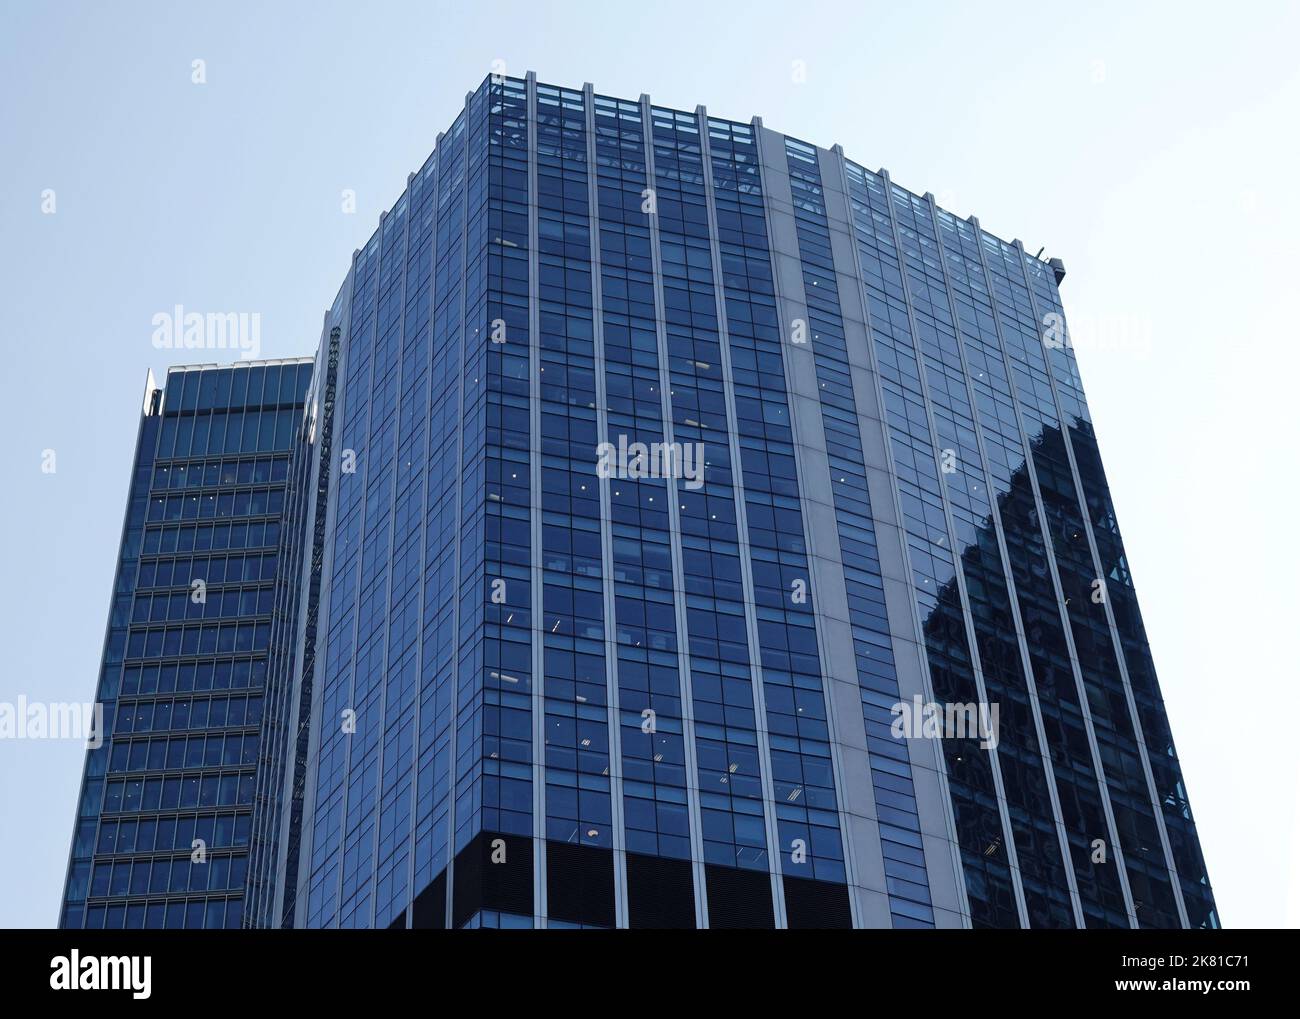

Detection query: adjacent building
xmin=61 ymin=73 xmax=1216 ymax=929
xmin=58 ymin=360 xmax=315 ymax=929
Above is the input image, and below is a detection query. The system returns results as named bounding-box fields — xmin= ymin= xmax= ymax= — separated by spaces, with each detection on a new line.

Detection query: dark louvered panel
xmin=705 ymin=864 xmax=775 ymax=929
xmin=410 ymin=871 xmax=447 ymax=929
xmin=546 ymin=841 xmax=616 ymax=928
xmin=452 ymin=832 xmax=534 ymax=928
xmin=783 ymin=875 xmax=853 ymax=929
xmin=626 ymin=852 xmax=696 ymax=929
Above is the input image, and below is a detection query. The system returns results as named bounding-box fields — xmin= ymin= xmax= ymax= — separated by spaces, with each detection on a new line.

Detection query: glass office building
xmin=58 ymin=360 xmax=315 ymax=929
xmin=62 ymin=74 xmax=1216 ymax=929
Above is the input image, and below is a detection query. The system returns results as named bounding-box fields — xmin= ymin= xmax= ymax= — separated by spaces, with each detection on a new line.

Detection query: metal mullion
xmin=695 ymin=106 xmax=787 ymax=927
xmin=926 ymin=200 xmax=1085 ymax=927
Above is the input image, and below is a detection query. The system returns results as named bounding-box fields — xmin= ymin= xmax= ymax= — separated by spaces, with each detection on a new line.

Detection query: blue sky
xmin=2 ymin=0 xmax=1296 ymax=928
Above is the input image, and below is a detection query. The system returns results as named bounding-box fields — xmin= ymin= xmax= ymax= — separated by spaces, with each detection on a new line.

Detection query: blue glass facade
xmin=63 ymin=74 xmax=1216 ymax=930
xmin=59 ymin=360 xmax=314 ymax=929
xmin=782 ymin=139 xmax=933 ymax=926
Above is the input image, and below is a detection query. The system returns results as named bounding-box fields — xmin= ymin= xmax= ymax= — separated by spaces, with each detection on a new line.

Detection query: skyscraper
xmin=63 ymin=73 xmax=1216 ymax=930
xmin=58 ymin=359 xmax=316 ymax=930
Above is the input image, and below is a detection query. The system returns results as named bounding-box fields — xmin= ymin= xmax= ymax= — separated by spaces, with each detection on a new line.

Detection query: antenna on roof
xmin=1034 ymin=246 xmax=1045 ymax=259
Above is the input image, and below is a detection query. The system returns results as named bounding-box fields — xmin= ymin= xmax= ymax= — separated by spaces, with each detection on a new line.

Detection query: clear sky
xmin=2 ymin=0 xmax=1296 ymax=929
